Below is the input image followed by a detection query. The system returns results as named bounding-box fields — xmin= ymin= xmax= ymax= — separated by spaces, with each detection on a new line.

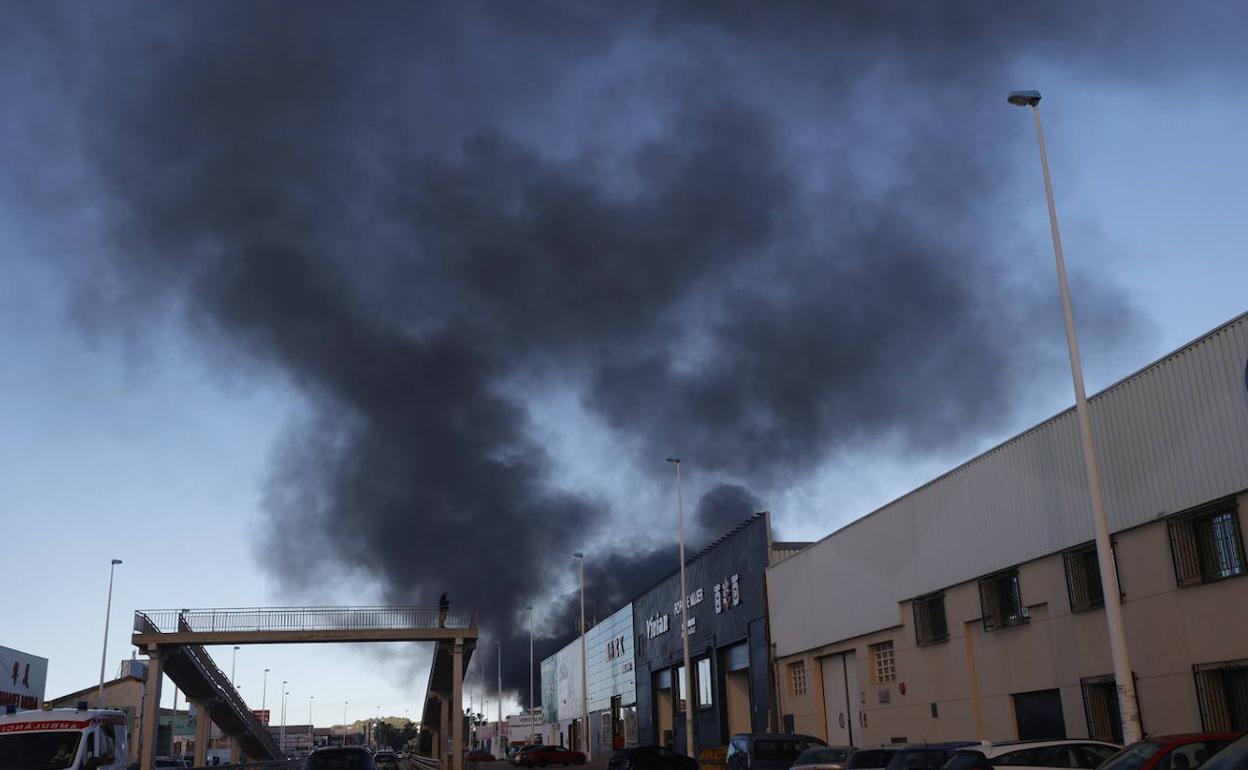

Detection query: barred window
xmin=1194 ymin=659 xmax=1248 ymax=731
xmin=1065 ymin=543 xmax=1107 ymax=612
xmin=913 ymin=592 xmax=948 ymax=646
xmin=979 ymin=568 xmax=1028 ymax=631
xmin=1170 ymin=500 xmax=1246 ymax=586
xmin=789 ymin=660 xmax=807 ymax=696
xmin=1081 ymin=675 xmax=1123 ymax=744
xmin=871 ymin=641 xmax=896 ymax=684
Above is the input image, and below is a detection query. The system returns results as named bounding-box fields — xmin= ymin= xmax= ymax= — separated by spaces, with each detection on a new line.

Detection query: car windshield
xmin=756 ymin=740 xmax=823 ymax=762
xmin=798 ymin=749 xmax=851 ymax=765
xmin=305 ymin=750 xmax=375 ymax=770
xmin=1199 ymin=736 xmax=1248 ymax=770
xmin=0 ymin=731 xmax=83 ymax=770
xmin=851 ymin=751 xmax=896 ymax=769
xmin=1100 ymin=743 xmax=1166 ymax=770
xmin=888 ymin=750 xmax=952 ymax=770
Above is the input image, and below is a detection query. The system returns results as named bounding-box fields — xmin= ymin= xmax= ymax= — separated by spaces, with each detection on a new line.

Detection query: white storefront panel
xmin=0 ymin=645 xmax=49 ymax=709
xmin=585 ymin=604 xmax=635 ymax=712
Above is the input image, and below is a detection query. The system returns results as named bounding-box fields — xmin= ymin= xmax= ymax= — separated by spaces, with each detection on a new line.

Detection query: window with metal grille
xmin=871 ymin=641 xmax=896 ymax=684
xmin=1081 ymin=675 xmax=1123 ymax=744
xmin=979 ymin=569 xmax=1027 ymax=631
xmin=1194 ymin=659 xmax=1248 ymax=731
xmin=789 ymin=660 xmax=807 ymax=696
xmin=1065 ymin=543 xmax=1107 ymax=612
xmin=913 ymin=592 xmax=948 ymax=646
xmin=1170 ymin=500 xmax=1246 ymax=586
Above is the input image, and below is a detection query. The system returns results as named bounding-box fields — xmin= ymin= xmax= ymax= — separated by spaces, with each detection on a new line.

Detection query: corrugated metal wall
xmin=769 ymin=313 xmax=1248 ymax=658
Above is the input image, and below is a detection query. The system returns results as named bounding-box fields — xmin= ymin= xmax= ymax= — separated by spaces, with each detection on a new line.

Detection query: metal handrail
xmin=135 ymin=607 xmax=477 ymax=634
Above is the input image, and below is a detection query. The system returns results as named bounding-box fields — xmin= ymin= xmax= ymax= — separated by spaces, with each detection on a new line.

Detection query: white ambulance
xmin=0 ymin=705 xmax=132 ymax=770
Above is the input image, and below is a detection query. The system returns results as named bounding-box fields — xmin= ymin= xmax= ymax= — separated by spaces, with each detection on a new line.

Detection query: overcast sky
xmin=3 ymin=1 xmax=1246 ymax=725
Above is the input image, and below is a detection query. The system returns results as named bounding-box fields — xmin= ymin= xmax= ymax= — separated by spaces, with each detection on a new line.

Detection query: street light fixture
xmin=262 ymin=669 xmax=270 ymax=713
xmin=665 ymin=458 xmax=695 ymax=757
xmin=231 ymin=646 xmax=240 ymax=686
xmin=97 ymin=559 xmax=123 ymax=705
xmin=573 ymin=553 xmax=590 ymax=761
xmin=1007 ymin=88 xmax=1142 ymax=744
xmin=309 ymin=696 xmax=315 ymax=727
xmin=343 ymin=701 xmax=349 ymax=746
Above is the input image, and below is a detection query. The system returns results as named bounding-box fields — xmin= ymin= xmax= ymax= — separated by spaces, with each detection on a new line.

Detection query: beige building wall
xmin=774 ymin=490 xmax=1248 ymax=746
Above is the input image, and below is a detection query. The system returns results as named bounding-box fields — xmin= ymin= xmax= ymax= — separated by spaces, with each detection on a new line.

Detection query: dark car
xmin=794 ymin=747 xmax=855 ymax=770
xmin=304 ymin=747 xmax=379 ymax=770
xmin=374 ymin=751 xmax=402 ymax=770
xmin=886 ymin=743 xmax=980 ymax=770
xmin=1099 ymin=734 xmax=1240 ymax=770
xmin=849 ymin=749 xmax=898 ymax=770
xmin=1201 ymin=734 xmax=1248 ymax=770
xmin=467 ymin=750 xmax=496 ymax=762
xmin=728 ymin=733 xmax=828 ymax=770
xmin=517 ymin=745 xmax=586 ymax=767
xmin=609 ymin=746 xmax=699 ymax=770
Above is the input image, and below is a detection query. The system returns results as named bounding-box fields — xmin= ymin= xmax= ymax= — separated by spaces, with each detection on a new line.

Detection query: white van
xmin=0 ymin=706 xmax=132 ymax=770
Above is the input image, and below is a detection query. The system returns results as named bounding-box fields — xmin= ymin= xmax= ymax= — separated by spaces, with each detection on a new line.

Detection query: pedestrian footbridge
xmin=132 ymin=608 xmax=477 ymax=770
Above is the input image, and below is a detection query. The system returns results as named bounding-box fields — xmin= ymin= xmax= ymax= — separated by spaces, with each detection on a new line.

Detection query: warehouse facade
xmin=768 ymin=312 xmax=1248 ymax=746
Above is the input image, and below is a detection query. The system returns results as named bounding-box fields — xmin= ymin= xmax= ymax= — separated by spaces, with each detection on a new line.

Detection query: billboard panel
xmin=0 ymin=646 xmax=49 ymax=710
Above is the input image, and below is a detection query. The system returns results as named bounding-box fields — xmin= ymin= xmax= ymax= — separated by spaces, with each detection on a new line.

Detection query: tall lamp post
xmin=97 ymin=558 xmax=123 ymax=705
xmin=309 ymin=696 xmax=315 ymax=727
xmin=343 ymin=701 xmax=349 ymax=746
xmin=665 ymin=458 xmax=695 ymax=757
xmin=262 ymin=669 xmax=270 ymax=714
xmin=280 ymin=683 xmax=289 ymax=752
xmin=230 ymin=646 xmax=240 ymax=686
xmin=525 ymin=605 xmax=535 ymax=743
xmin=496 ymin=641 xmax=503 ymax=759
xmin=1007 ymin=89 xmax=1142 ymax=744
xmin=573 ymin=553 xmax=590 ymax=761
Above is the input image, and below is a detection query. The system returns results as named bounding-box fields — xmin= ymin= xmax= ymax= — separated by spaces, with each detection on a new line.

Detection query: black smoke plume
xmin=8 ymin=0 xmax=1235 ymax=699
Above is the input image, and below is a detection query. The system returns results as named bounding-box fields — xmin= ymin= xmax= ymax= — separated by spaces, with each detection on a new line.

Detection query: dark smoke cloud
xmin=6 ymin=0 xmax=1237 ymax=698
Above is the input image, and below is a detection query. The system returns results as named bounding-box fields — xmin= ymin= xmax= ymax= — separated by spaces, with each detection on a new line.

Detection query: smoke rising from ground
xmin=7 ymin=0 xmax=1238 ymax=699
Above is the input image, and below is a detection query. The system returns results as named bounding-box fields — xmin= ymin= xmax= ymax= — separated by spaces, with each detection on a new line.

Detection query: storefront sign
xmin=606 ymin=636 xmax=627 ymax=660
xmin=712 ymin=574 xmax=741 ymax=614
xmin=646 ymin=612 xmax=669 ymax=639
xmin=673 ymin=588 xmax=704 ymax=615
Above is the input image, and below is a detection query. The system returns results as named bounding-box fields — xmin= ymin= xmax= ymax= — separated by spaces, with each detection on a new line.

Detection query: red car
xmin=517 ymin=745 xmax=586 ymax=767
xmin=1099 ymin=734 xmax=1240 ymax=770
xmin=466 ymin=750 xmax=496 ymax=762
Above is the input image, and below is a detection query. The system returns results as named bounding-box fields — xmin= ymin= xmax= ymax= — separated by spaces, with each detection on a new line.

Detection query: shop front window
xmin=697 ymin=657 xmax=714 ymax=708
xmin=677 ymin=666 xmax=688 ymax=713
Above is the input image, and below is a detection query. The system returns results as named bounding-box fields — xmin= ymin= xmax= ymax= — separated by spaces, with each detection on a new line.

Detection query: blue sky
xmin=2 ymin=3 xmax=1246 ymax=725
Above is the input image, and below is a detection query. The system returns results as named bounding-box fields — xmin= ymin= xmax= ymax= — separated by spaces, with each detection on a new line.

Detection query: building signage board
xmin=0 ymin=646 xmax=49 ymax=710
xmin=585 ymin=604 xmax=636 ymax=712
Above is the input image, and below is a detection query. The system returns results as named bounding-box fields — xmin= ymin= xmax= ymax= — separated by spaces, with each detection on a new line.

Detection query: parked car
xmin=512 ymin=746 xmax=540 ymax=766
xmin=516 ymin=745 xmax=586 ymax=767
xmin=727 ymin=733 xmax=828 ymax=770
xmin=467 ymin=750 xmax=496 ymax=762
xmin=304 ymin=746 xmax=379 ymax=770
xmin=942 ymin=740 xmax=1120 ymax=770
xmin=885 ymin=743 xmax=980 ymax=770
xmin=374 ymin=751 xmax=402 ymax=770
xmin=1200 ymin=734 xmax=1248 ymax=770
xmin=794 ymin=747 xmax=856 ymax=770
xmin=848 ymin=749 xmax=899 ymax=770
xmin=609 ymin=745 xmax=699 ymax=770
xmin=1098 ymin=734 xmax=1241 ymax=770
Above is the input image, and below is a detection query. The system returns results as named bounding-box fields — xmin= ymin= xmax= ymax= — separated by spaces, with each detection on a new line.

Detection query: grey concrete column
xmin=139 ymin=648 xmax=164 ymax=770
xmin=193 ymin=701 xmax=212 ymax=768
xmin=439 ymin=694 xmax=449 ymax=766
xmin=452 ymin=641 xmax=463 ymax=770
xmin=229 ymin=738 xmax=241 ymax=765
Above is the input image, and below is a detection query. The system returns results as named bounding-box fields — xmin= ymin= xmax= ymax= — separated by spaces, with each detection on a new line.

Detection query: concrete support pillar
xmin=229 ymin=738 xmax=241 ymax=765
xmin=139 ymin=648 xmax=164 ymax=770
xmin=439 ymin=695 xmax=450 ymax=767
xmin=452 ymin=641 xmax=463 ymax=770
xmin=193 ymin=701 xmax=212 ymax=768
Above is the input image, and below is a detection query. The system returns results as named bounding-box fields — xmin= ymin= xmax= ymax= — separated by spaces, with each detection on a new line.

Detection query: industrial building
xmin=767 ymin=312 xmax=1248 ymax=746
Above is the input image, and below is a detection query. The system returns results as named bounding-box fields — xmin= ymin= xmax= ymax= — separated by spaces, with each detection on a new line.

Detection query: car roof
xmin=734 ymin=733 xmax=826 ymax=742
xmin=956 ymin=740 xmax=1121 ymax=757
xmin=1149 ymin=734 xmax=1243 ymax=745
xmin=896 ymin=743 xmax=979 ymax=750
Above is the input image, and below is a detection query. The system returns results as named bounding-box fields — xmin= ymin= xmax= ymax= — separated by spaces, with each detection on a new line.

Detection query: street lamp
xmin=231 ymin=646 xmax=240 ymax=686
xmin=343 ymin=701 xmax=349 ymax=746
xmin=666 ymin=457 xmax=695 ymax=757
xmin=97 ymin=559 xmax=123 ymax=705
xmin=280 ymin=683 xmax=289 ymax=752
xmin=525 ymin=605 xmax=535 ymax=742
xmin=496 ymin=641 xmax=503 ymax=759
xmin=309 ymin=696 xmax=315 ymax=727
xmin=573 ymin=553 xmax=590 ymax=761
xmin=262 ymin=669 xmax=270 ymax=713
xmin=1007 ymin=89 xmax=1142 ymax=744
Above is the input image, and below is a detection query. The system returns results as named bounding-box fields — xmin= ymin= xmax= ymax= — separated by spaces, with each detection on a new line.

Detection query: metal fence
xmin=135 ymin=607 xmax=478 ymax=634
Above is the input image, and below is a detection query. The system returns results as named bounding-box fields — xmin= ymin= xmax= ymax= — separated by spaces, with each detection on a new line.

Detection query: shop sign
xmin=672 ymin=588 xmax=704 ymax=615
xmin=713 ymin=574 xmax=741 ymax=614
xmin=646 ymin=612 xmax=669 ymax=639
xmin=606 ymin=636 xmax=627 ymax=660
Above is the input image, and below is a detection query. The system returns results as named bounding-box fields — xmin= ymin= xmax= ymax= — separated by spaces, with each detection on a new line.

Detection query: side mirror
xmin=83 ymin=757 xmax=101 ymax=770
